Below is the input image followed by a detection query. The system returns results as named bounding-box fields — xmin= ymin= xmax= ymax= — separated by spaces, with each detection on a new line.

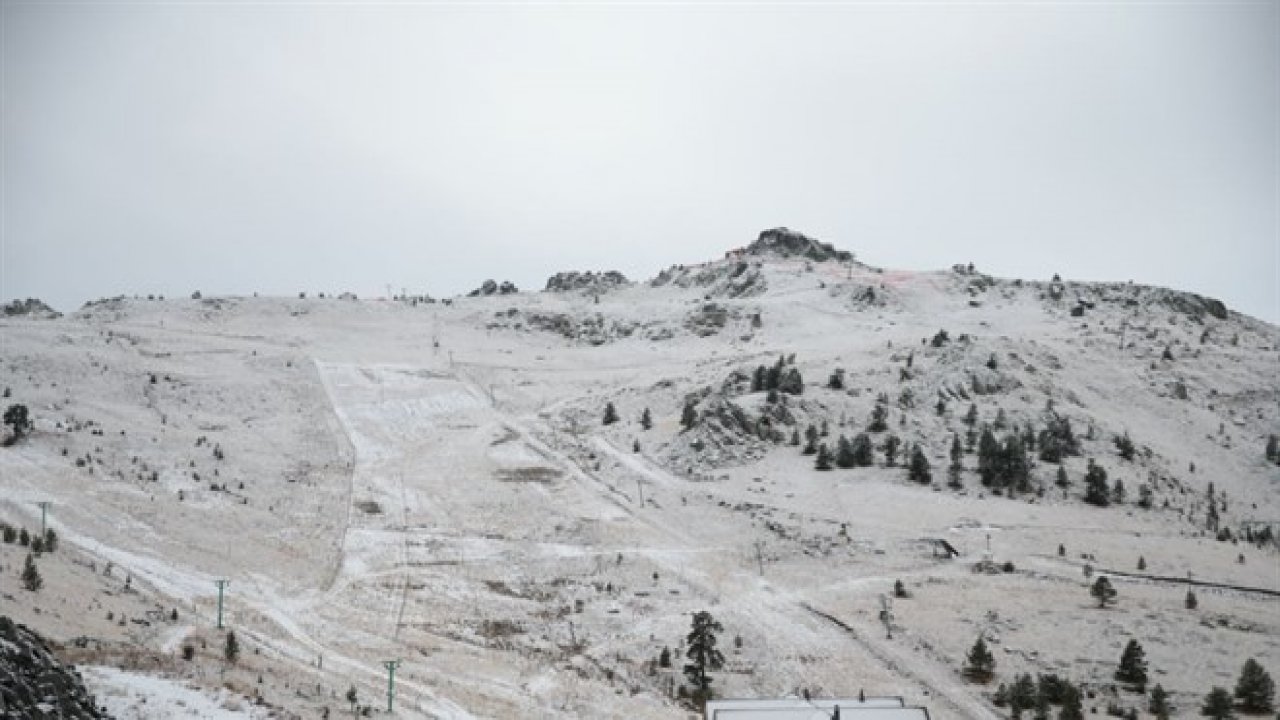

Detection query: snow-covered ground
xmin=1 ymin=245 xmax=1276 ymax=718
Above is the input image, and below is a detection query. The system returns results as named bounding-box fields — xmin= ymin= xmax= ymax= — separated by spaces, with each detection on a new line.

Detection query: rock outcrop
xmin=468 ymin=280 xmax=519 ymax=297
xmin=745 ymin=228 xmax=853 ymax=263
xmin=2 ymin=298 xmax=61 ymax=319
xmin=0 ymin=616 xmax=108 ymax=719
xmin=544 ymin=271 xmax=629 ymax=294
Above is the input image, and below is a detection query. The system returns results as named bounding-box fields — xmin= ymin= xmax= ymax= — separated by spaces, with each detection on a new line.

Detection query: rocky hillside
xmin=0 ymin=616 xmax=108 ymax=720
xmin=0 ymin=230 xmax=1275 ymax=719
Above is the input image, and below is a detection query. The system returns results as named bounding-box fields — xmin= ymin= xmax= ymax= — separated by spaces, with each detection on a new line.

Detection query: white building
xmin=704 ymin=697 xmax=931 ymax=719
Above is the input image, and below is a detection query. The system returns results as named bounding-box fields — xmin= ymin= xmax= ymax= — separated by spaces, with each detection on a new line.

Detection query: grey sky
xmin=2 ymin=1 xmax=1277 ymax=322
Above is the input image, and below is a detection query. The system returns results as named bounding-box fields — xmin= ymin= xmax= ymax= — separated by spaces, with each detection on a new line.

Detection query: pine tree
xmin=779 ymin=367 xmax=804 ymax=395
xmin=1114 ymin=432 xmax=1136 ymax=461
xmin=882 ymin=435 xmax=901 ymax=467
xmin=43 ymin=528 xmax=57 ymax=553
xmin=828 ymin=369 xmax=845 ymax=390
xmin=1234 ymin=658 xmax=1275 ymax=712
xmin=1185 ymin=590 xmax=1198 ymax=610
xmin=1115 ymin=639 xmax=1148 ymax=690
xmin=978 ymin=428 xmax=1000 ymax=486
xmin=1058 ymin=684 xmax=1084 ymax=720
xmin=684 ymin=611 xmax=725 ymax=694
xmin=950 ymin=434 xmax=963 ymax=470
xmin=790 ymin=429 xmax=801 ymax=446
xmin=851 ymin=433 xmax=874 ymax=467
xmin=964 ymin=636 xmax=996 ymax=682
xmin=1137 ymin=556 xmax=1146 ymax=571
xmin=1091 ymin=576 xmax=1117 ymax=608
xmin=964 ymin=403 xmax=979 ymax=427
xmin=603 ymin=402 xmax=619 ymax=425
xmin=1149 ymin=684 xmax=1170 ymax=719
xmin=935 ymin=398 xmax=947 ymax=416
xmin=19 ymin=528 xmax=29 ymax=546
xmin=680 ymin=401 xmax=697 ymax=431
xmin=815 ymin=443 xmax=833 ymax=471
xmin=658 ymin=646 xmax=672 ymax=668
xmin=835 ymin=436 xmax=855 ymax=469
xmin=1201 ymin=687 xmax=1234 ymax=719
xmin=640 ymin=407 xmax=652 ymax=430
xmin=224 ymin=630 xmax=240 ymax=663
xmin=994 ymin=408 xmax=1008 ymax=431
xmin=1084 ymin=461 xmax=1110 ymax=507
xmin=21 ymin=552 xmax=42 ymax=591
xmin=3 ymin=403 xmax=32 ymax=441
xmin=868 ymin=402 xmax=888 ymax=433
xmin=1267 ymin=435 xmax=1279 ymax=464
xmin=908 ymin=445 xmax=932 ymax=484
xmin=1056 ymin=466 xmax=1069 ymax=488
xmin=346 ymin=685 xmax=358 ymax=713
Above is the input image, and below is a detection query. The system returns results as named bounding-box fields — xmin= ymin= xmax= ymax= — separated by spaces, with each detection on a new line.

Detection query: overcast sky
xmin=2 ymin=1 xmax=1276 ymax=322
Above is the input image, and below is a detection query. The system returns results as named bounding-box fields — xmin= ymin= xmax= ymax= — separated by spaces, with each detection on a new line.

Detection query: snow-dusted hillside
xmin=2 ymin=231 xmax=1277 ymax=719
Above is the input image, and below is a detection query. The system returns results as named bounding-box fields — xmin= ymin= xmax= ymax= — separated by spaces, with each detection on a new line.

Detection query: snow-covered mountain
xmin=2 ymin=229 xmax=1276 ymax=719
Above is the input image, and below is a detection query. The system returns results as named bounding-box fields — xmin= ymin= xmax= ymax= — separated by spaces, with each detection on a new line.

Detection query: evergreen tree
xmin=815 ymin=443 xmax=833 ymax=471
xmin=790 ymin=429 xmax=801 ymax=446
xmin=1137 ymin=556 xmax=1146 ymax=571
xmin=964 ymin=636 xmax=996 ymax=682
xmin=1201 ymin=687 xmax=1234 ymax=719
xmin=603 ymin=402 xmax=620 ymax=425
xmin=882 ymin=434 xmax=901 ymax=467
xmin=1111 ymin=479 xmax=1126 ymax=505
xmin=1185 ymin=590 xmax=1198 ymax=610
xmin=3 ymin=403 xmax=32 ymax=441
xmin=346 ymin=686 xmax=358 ymax=713
xmin=935 ymin=398 xmax=947 ymax=416
xmin=1058 ymin=684 xmax=1084 ymax=720
xmin=1234 ymin=658 xmax=1275 ymax=713
xmin=1091 ymin=576 xmax=1117 ymax=608
xmin=43 ymin=528 xmax=57 ymax=553
xmin=18 ymin=528 xmax=29 ymax=546
xmin=751 ymin=366 xmax=766 ymax=393
xmin=1267 ymin=435 xmax=1279 ymax=464
xmin=1010 ymin=674 xmax=1038 ymax=713
xmin=835 ymin=436 xmax=855 ymax=469
xmin=779 ymin=367 xmax=804 ymax=395
xmin=659 ymin=646 xmax=672 ymax=668
xmin=1056 ymin=466 xmax=1069 ymax=488
xmin=850 ymin=433 xmax=874 ymax=467
xmin=1149 ymin=684 xmax=1170 ymax=720
xmin=950 ymin=434 xmax=963 ymax=470
xmin=1114 ymin=432 xmax=1136 ymax=461
xmin=21 ymin=552 xmax=41 ymax=591
xmin=964 ymin=403 xmax=979 ymax=427
xmin=994 ymin=408 xmax=1009 ymax=431
xmin=978 ymin=429 xmax=1000 ymax=486
xmin=640 ymin=407 xmax=652 ymax=430
xmin=908 ymin=445 xmax=932 ymax=484
xmin=1001 ymin=435 xmax=1031 ymax=493
xmin=868 ymin=403 xmax=888 ymax=433
xmin=680 ymin=401 xmax=698 ymax=431
xmin=828 ymin=369 xmax=845 ymax=390
xmin=224 ymin=630 xmax=240 ymax=663
xmin=1115 ymin=639 xmax=1149 ymax=690
xmin=684 ymin=611 xmax=725 ymax=694
xmin=1084 ymin=460 xmax=1110 ymax=507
